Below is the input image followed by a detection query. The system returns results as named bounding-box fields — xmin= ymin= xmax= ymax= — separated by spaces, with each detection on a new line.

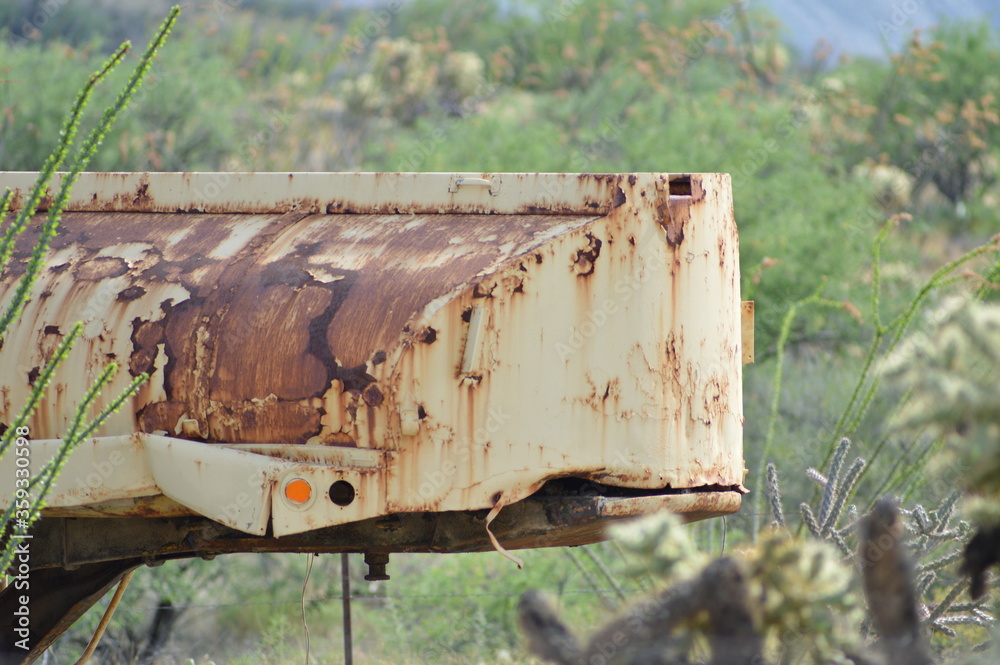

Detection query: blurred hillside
xmin=765 ymin=0 xmax=998 ymax=60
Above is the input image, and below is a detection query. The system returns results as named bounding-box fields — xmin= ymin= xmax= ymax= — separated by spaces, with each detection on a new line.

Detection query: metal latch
xmin=448 ymin=175 xmax=501 ymax=196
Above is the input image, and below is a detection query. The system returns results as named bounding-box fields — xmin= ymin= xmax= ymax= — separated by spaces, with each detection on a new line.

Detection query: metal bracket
xmin=0 ymin=434 xmax=387 ymax=537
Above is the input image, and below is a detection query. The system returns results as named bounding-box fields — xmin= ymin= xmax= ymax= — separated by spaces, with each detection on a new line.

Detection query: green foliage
xmin=885 ymin=301 xmax=1000 ymax=452
xmin=883 ymin=299 xmax=1000 ymax=520
xmin=3 ymin=1 xmax=999 ymax=662
xmin=826 ymin=22 xmax=1000 ymax=220
xmin=0 ymin=3 xmax=177 ymax=578
xmin=0 ymin=38 xmax=246 ymax=172
xmin=751 ymin=208 xmax=998 ymax=536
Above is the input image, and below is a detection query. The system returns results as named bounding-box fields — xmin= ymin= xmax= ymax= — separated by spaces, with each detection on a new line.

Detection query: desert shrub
xmin=823 ymin=22 xmax=1000 ymax=230
xmin=0 ymin=35 xmax=248 ymax=172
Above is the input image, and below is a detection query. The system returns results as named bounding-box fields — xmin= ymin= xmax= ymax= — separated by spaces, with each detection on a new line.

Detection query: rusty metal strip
xmin=0 ymin=172 xmax=659 ymax=215
xmin=741 ymin=301 xmax=755 ymax=364
xmin=485 ymin=494 xmax=523 ymax=569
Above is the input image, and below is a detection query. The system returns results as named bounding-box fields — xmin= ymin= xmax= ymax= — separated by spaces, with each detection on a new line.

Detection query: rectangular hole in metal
xmin=669 ymin=176 xmax=692 ymax=196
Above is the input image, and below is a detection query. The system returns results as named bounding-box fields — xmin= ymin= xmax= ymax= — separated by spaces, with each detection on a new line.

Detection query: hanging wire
xmin=721 ymin=516 xmax=728 ymax=556
xmin=301 ymin=554 xmax=315 ymax=665
xmin=74 ymin=569 xmax=136 ymax=665
xmin=342 ymin=553 xmax=353 ymax=665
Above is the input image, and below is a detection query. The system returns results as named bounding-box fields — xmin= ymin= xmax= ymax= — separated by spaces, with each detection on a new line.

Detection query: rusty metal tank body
xmin=0 ymin=172 xmax=750 ymax=660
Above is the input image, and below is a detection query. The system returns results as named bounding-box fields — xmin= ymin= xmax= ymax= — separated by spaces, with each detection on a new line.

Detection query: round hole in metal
xmin=329 ymin=480 xmax=356 ymax=507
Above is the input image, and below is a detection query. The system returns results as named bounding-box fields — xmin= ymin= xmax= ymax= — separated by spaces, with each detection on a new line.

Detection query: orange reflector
xmin=284 ymin=478 xmax=312 ymax=504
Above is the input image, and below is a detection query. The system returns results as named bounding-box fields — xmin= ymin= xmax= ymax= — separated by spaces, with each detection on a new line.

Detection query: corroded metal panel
xmin=0 ymin=172 xmax=744 ymax=539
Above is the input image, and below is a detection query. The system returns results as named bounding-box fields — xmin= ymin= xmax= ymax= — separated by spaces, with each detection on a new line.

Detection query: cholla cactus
xmin=341 ymin=72 xmax=383 ymax=118
xmin=609 ymin=511 xmax=707 ymax=583
xmin=768 ymin=438 xmax=991 ymax=639
xmin=748 ymin=529 xmax=865 ymax=659
xmin=341 ymin=37 xmax=489 ymax=126
xmin=882 ymin=299 xmax=1000 ymax=498
xmin=438 ymin=50 xmax=486 ymax=114
xmin=371 ymin=37 xmax=436 ymax=125
xmin=524 ymin=511 xmax=865 ymax=665
xmin=882 ymin=299 xmax=1000 ymax=607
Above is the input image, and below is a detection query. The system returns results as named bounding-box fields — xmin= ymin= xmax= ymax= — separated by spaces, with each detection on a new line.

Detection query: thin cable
xmin=341 ymin=553 xmax=353 ymax=665
xmin=721 ymin=516 xmax=728 ymax=556
xmin=301 ymin=554 xmax=314 ymax=665
xmin=74 ymin=569 xmax=135 ymax=665
xmin=125 ymin=587 xmax=648 ymax=611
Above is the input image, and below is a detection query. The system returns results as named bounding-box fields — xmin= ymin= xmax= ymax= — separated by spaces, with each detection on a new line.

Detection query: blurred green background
xmin=2 ymin=0 xmax=999 ymax=662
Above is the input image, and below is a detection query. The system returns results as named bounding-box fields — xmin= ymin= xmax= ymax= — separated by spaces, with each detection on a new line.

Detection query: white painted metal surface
xmin=0 ymin=172 xmax=747 ymax=538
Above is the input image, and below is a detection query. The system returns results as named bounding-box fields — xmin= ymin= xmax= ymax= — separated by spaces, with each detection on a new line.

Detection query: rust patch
xmin=658 ymin=197 xmax=686 ymax=247
xmin=5 ymin=206 xmax=612 ymax=445
xmin=656 ymin=175 xmax=707 ymax=248
xmin=137 ymin=401 xmax=187 ymax=434
xmin=319 ymin=432 xmax=357 ymax=446
xmin=612 ymin=186 xmax=626 ymax=208
xmin=73 ymin=256 xmax=129 ymax=281
xmin=473 ymin=282 xmax=495 ymax=298
xmin=572 ymin=233 xmax=602 ymax=276
xmin=117 ymin=285 xmax=146 ymax=302
xmin=133 ymin=182 xmax=151 ymax=207
xmin=362 ymin=384 xmax=384 ymax=407
xmin=130 ymin=318 xmax=165 ymax=377
xmin=206 ymin=399 xmax=323 ymax=444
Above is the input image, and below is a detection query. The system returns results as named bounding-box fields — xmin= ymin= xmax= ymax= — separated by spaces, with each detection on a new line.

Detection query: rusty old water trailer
xmin=0 ymin=171 xmax=752 ymax=660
